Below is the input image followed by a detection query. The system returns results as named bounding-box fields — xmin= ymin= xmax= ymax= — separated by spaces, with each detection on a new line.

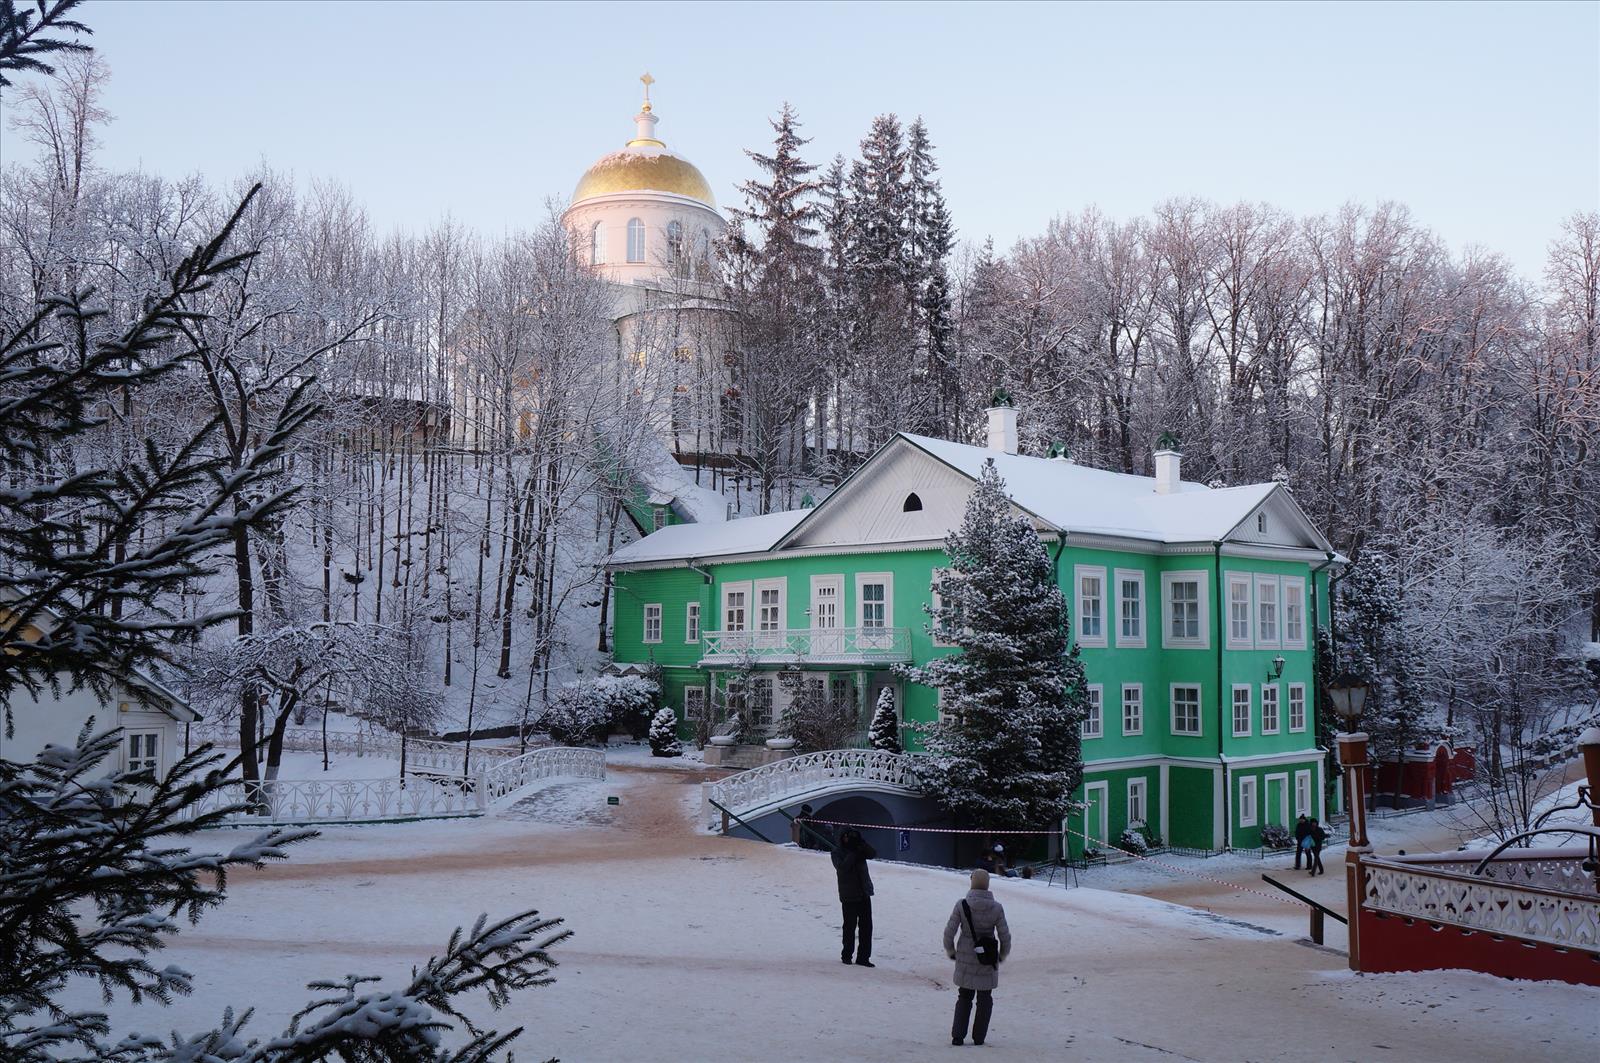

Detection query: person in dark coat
xmin=832 ymin=827 xmax=876 ymax=966
xmin=1306 ymin=818 xmax=1328 ymax=876
xmin=1292 ymin=814 xmax=1311 ymax=870
xmin=943 ymin=868 xmax=1012 ymax=1046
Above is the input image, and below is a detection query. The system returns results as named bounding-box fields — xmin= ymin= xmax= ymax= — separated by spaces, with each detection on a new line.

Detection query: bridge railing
xmin=702 ymin=748 xmax=920 ymax=830
xmin=473 ymin=746 xmax=606 ymax=809
xmin=189 ymin=775 xmax=479 ymax=824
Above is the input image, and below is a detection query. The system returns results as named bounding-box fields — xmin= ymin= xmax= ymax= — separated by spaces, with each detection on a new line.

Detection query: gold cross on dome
xmin=640 ymin=72 xmax=655 ymax=104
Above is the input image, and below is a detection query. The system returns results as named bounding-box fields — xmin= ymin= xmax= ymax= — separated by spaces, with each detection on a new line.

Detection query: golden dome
xmin=572 ymin=147 xmax=717 ymax=209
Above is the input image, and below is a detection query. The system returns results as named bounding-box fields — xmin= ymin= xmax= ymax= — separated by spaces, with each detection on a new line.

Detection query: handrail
xmin=1365 ymin=851 xmax=1600 ymax=904
xmin=1260 ymin=874 xmax=1348 ymax=924
xmin=777 ymin=806 xmax=838 ymax=851
xmin=707 ymin=796 xmax=776 ymax=844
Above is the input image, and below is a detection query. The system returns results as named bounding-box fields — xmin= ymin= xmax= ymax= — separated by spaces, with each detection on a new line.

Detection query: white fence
xmin=192 ymin=746 xmax=607 ymax=825
xmin=1362 ymin=851 xmax=1600 ymax=951
xmin=186 ymin=723 xmax=526 ymax=773
xmin=703 ymin=748 xmax=920 ymax=829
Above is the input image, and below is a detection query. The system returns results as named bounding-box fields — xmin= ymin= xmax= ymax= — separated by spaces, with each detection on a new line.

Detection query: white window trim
xmin=1238 ymin=775 xmax=1258 ymax=828
xmin=684 ymin=686 xmax=707 ymax=720
xmin=642 ymin=603 xmax=663 ymax=644
xmin=1261 ymin=683 xmax=1281 ymax=735
xmin=685 ymin=602 xmax=700 ymax=644
xmin=1114 ymin=567 xmax=1146 ymax=649
xmin=1231 ymin=684 xmax=1253 ymax=737
xmin=1226 ymin=574 xmax=1254 ymax=650
xmin=856 ymin=572 xmax=894 ymax=629
xmin=1288 ymin=682 xmax=1308 ymax=733
xmin=930 ymin=567 xmax=957 ymax=647
xmin=1282 ymin=576 xmax=1308 ymax=650
xmin=810 ymin=574 xmax=844 ymax=636
xmin=1074 ymin=565 xmax=1108 ymax=648
xmin=1082 ymin=684 xmax=1104 ymax=739
xmin=1254 ymin=573 xmax=1282 ymax=649
xmin=753 ymin=577 xmax=787 ymax=646
xmin=124 ymin=731 xmax=161 ymax=775
xmin=1121 ymin=682 xmax=1144 ymax=737
xmin=721 ymin=580 xmax=751 ymax=632
xmin=1161 ymin=570 xmax=1210 ymax=649
xmin=1294 ymin=769 xmax=1313 ymax=818
xmin=1170 ymin=683 xmax=1203 ymax=737
xmin=1127 ymin=777 xmax=1148 ymax=828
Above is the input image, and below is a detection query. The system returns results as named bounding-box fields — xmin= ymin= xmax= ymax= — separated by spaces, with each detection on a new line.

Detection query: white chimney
xmin=986 ymin=405 xmax=1018 ymax=455
xmin=1154 ymin=448 xmax=1182 ymax=495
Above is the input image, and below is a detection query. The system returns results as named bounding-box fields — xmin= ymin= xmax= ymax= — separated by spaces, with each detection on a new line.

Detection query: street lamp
xmin=1266 ymin=655 xmax=1287 ymax=682
xmin=1326 ymin=674 xmax=1374 ymax=975
xmin=1325 ymin=677 xmax=1369 ymax=724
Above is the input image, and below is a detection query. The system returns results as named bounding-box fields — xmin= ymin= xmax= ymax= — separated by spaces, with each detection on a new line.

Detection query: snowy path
xmin=84 ymin=758 xmax=1595 ymax=1061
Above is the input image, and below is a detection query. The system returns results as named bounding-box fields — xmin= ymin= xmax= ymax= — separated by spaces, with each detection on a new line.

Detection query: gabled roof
xmin=607 ymin=431 xmax=1337 ymax=568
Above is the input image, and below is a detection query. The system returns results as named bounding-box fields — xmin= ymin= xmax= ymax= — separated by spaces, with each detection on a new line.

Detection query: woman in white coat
xmin=943 ymin=867 xmax=1012 ymax=1046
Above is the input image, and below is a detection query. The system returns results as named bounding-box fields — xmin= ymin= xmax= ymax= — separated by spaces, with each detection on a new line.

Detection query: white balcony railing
xmin=699 ymin=626 xmax=912 ymax=666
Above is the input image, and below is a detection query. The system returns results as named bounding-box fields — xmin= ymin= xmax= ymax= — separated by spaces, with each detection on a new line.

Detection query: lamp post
xmin=1327 ymin=676 xmax=1371 ymax=972
xmin=1266 ymin=655 xmax=1286 ymax=682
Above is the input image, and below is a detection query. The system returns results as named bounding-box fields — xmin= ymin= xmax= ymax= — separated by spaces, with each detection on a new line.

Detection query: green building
xmin=605 ymin=409 xmax=1342 ymax=853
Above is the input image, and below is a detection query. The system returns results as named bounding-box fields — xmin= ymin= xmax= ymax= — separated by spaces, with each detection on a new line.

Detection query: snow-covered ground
xmin=72 ymin=755 xmax=1595 ymax=1061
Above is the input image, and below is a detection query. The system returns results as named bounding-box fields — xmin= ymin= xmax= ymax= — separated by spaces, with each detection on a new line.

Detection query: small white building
xmin=1 ymin=599 xmax=198 ymax=778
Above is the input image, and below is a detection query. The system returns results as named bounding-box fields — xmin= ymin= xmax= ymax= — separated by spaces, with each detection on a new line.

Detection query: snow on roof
xmin=608 ymin=508 xmax=809 ymax=566
xmin=630 ymin=435 xmax=728 ymax=525
xmin=900 ymin=434 xmax=1283 ymax=544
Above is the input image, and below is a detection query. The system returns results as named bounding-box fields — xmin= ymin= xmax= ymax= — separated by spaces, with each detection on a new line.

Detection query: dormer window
xmin=902 ymin=493 xmax=923 ymax=512
xmin=1257 ymin=513 xmax=1267 ymax=534
xmin=626 ymin=218 xmax=646 ymax=263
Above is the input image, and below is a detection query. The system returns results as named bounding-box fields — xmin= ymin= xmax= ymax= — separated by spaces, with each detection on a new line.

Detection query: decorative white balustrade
xmin=191 ymin=746 xmax=606 ymax=824
xmin=1362 ymin=854 xmax=1600 ymax=951
xmin=1393 ymin=848 xmax=1598 ymax=894
xmin=190 ymin=775 xmax=480 ymax=824
xmin=186 ymin=723 xmax=526 ymax=773
xmin=698 ymin=627 xmax=912 ymax=666
xmin=703 ymin=748 xmax=921 ymax=829
xmin=475 ymin=746 xmax=607 ymax=807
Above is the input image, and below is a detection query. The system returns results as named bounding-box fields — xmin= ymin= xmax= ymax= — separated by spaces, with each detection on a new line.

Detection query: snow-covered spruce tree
xmin=901 ymin=459 xmax=1086 ymax=829
xmin=868 ymin=687 xmax=901 ymax=753
xmin=0 ymin=732 xmax=570 ymax=1061
xmin=648 ymin=706 xmax=682 ymax=757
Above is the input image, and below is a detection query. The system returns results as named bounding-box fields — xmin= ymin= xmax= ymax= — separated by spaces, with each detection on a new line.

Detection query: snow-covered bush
xmin=648 ymin=706 xmax=683 ymax=757
xmin=1260 ymin=823 xmax=1294 ymax=850
xmin=1116 ymin=827 xmax=1149 ymax=854
xmin=547 ymin=675 xmax=660 ymax=745
xmin=868 ymin=687 xmax=901 ymax=752
xmin=777 ymin=670 xmax=858 ymax=751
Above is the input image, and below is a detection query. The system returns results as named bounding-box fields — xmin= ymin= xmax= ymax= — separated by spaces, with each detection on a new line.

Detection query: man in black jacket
xmin=1292 ymin=815 xmax=1311 ymax=870
xmin=832 ymin=828 xmax=876 ymax=966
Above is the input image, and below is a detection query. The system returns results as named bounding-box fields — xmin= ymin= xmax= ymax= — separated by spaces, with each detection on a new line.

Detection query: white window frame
xmin=1254 ymin=574 xmax=1281 ymax=649
xmin=1288 ymin=683 xmax=1308 ymax=733
xmin=746 ymin=673 xmax=774 ymax=729
xmin=1294 ymin=769 xmax=1313 ymax=818
xmin=684 ymin=602 xmax=700 ymax=644
xmin=684 ymin=686 xmax=707 ymax=721
xmin=1127 ymin=777 xmax=1148 ymax=828
xmin=1161 ymin=571 xmax=1209 ymax=649
xmin=652 ymin=506 xmax=668 ymax=531
xmin=856 ymin=572 xmax=893 ymax=630
xmin=1170 ymin=683 xmax=1203 ymax=736
xmin=626 ymin=217 xmax=646 ymax=262
xmin=1226 ymin=574 xmax=1254 ymax=650
xmin=590 ymin=220 xmax=606 ymax=265
xmin=1075 ymin=565 xmax=1108 ymax=647
xmin=1257 ymin=512 xmax=1268 ymax=534
xmin=1082 ymin=684 xmax=1104 ymax=739
xmin=642 ymin=603 xmax=662 ymax=644
xmin=930 ymin=567 xmax=958 ymax=648
xmin=936 ymin=684 xmax=957 ymax=725
xmin=754 ymin=577 xmax=786 ymax=647
xmin=1114 ymin=568 xmax=1146 ymax=648
xmin=125 ymin=731 xmax=160 ymax=776
xmin=1282 ymin=576 xmax=1307 ymax=649
xmin=722 ymin=580 xmax=751 ymax=633
xmin=1238 ymin=775 xmax=1258 ymax=828
xmin=810 ymin=574 xmax=842 ymax=628
xmin=1231 ymin=684 xmax=1252 ymax=737
xmin=1121 ymin=683 xmax=1144 ymax=736
xmin=1261 ymin=683 xmax=1281 ymax=735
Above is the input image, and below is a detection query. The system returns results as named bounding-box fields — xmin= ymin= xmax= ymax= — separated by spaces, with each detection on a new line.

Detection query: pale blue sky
xmin=9 ymin=1 xmax=1598 ymax=279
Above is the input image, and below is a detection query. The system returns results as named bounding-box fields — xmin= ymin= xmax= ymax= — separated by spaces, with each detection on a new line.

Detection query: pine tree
xmin=868 ymin=686 xmax=901 ymax=753
xmin=0 ymin=731 xmax=569 ymax=1060
xmin=902 ymin=460 xmax=1086 ymax=828
xmin=648 ymin=705 xmax=683 ymax=757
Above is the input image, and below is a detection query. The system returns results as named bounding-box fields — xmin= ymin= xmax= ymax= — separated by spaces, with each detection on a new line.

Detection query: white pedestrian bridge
xmin=702 ymin=748 xmax=922 ymax=831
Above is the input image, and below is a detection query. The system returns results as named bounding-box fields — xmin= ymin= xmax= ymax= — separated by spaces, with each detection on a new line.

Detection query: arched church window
xmin=902 ymin=493 xmax=924 ymax=512
xmin=590 ymin=221 xmax=606 ymax=265
xmin=667 ymin=220 xmax=687 ymax=277
xmin=626 ymin=218 xmax=646 ymax=263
